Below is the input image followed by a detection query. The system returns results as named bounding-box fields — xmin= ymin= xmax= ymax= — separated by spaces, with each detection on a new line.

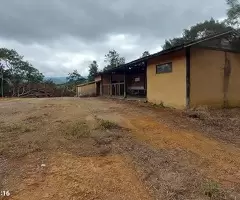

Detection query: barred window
xmin=156 ymin=63 xmax=172 ymax=74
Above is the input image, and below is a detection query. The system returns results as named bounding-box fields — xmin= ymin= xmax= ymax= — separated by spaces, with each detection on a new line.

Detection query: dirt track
xmin=0 ymin=97 xmax=240 ymax=200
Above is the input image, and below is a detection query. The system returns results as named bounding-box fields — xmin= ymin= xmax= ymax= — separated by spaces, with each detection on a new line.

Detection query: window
xmin=135 ymin=77 xmax=140 ymax=82
xmin=156 ymin=63 xmax=172 ymax=74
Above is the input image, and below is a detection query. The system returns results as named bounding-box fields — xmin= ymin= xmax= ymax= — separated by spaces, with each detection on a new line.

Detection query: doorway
xmin=96 ymin=82 xmax=101 ymax=96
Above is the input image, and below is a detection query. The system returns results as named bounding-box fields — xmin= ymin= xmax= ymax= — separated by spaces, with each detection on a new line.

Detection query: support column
xmin=186 ymin=47 xmax=191 ymax=109
xmin=145 ymin=62 xmax=147 ymax=97
xmin=100 ymin=75 xmax=103 ymax=96
xmin=110 ymin=74 xmax=112 ymax=96
xmin=124 ymin=71 xmax=127 ymax=98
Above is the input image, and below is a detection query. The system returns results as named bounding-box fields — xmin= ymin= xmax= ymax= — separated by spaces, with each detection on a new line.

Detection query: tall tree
xmin=162 ymin=18 xmax=232 ymax=49
xmin=226 ymin=0 xmax=240 ymax=27
xmin=66 ymin=70 xmax=86 ymax=85
xmin=104 ymin=50 xmax=125 ymax=71
xmin=0 ymin=61 xmax=4 ymax=97
xmin=0 ymin=48 xmax=44 ymax=97
xmin=66 ymin=70 xmax=86 ymax=92
xmin=141 ymin=51 xmax=150 ymax=57
xmin=88 ymin=61 xmax=98 ymax=82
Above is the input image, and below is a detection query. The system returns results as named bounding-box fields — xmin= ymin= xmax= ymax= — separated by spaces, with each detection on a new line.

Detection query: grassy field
xmin=0 ymin=97 xmax=240 ymax=200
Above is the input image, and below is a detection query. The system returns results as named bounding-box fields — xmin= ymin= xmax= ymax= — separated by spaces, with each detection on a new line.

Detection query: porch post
xmin=110 ymin=73 xmax=112 ymax=96
xmin=124 ymin=69 xmax=127 ymax=98
xmin=100 ymin=75 xmax=103 ymax=96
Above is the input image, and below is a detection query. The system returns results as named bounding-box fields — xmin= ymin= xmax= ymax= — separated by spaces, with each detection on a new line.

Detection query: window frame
xmin=156 ymin=62 xmax=172 ymax=74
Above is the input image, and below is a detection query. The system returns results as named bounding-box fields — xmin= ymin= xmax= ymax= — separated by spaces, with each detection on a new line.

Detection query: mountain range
xmin=44 ymin=77 xmax=67 ymax=84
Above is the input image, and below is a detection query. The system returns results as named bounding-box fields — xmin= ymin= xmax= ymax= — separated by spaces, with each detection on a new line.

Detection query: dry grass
xmin=98 ymin=119 xmax=121 ymax=130
xmin=203 ymin=181 xmax=222 ymax=199
xmin=0 ymin=121 xmax=42 ymax=158
xmin=0 ymin=139 xmax=43 ymax=158
xmin=186 ymin=107 xmax=240 ymax=129
xmin=63 ymin=121 xmax=91 ymax=139
xmin=0 ymin=123 xmax=35 ymax=137
xmin=202 ymin=180 xmax=238 ymax=200
xmin=24 ymin=115 xmax=44 ymax=123
xmin=184 ymin=107 xmax=240 ymax=145
xmin=1 ymin=98 xmax=240 ymax=200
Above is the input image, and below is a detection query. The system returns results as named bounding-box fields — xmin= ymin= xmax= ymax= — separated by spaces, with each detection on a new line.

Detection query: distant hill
xmin=44 ymin=77 xmax=67 ymax=84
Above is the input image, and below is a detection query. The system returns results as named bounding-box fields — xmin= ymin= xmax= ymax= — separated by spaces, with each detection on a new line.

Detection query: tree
xmin=141 ymin=51 xmax=150 ymax=58
xmin=88 ymin=61 xmax=98 ymax=82
xmin=104 ymin=50 xmax=125 ymax=71
xmin=66 ymin=70 xmax=86 ymax=85
xmin=66 ymin=70 xmax=86 ymax=93
xmin=162 ymin=18 xmax=232 ymax=49
xmin=0 ymin=61 xmax=4 ymax=97
xmin=226 ymin=0 xmax=240 ymax=27
xmin=0 ymin=48 xmax=44 ymax=97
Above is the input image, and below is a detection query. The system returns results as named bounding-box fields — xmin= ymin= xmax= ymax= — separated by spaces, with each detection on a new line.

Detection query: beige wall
xmin=147 ymin=50 xmax=187 ymax=108
xmin=76 ymin=83 xmax=96 ymax=97
xmin=228 ymin=52 xmax=240 ymax=107
xmin=190 ymin=48 xmax=240 ymax=107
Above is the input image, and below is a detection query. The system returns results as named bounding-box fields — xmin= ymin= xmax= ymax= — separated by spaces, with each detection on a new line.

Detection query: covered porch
xmin=99 ymin=61 xmax=147 ymax=99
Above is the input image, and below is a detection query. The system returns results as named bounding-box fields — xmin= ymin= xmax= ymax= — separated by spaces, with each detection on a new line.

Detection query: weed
xmin=0 ymin=124 xmax=21 ymax=133
xmin=64 ymin=121 xmax=90 ymax=139
xmin=151 ymin=101 xmax=167 ymax=108
xmin=0 ymin=123 xmax=35 ymax=135
xmin=98 ymin=119 xmax=120 ymax=130
xmin=203 ymin=181 xmax=221 ymax=199
xmin=159 ymin=101 xmax=165 ymax=108
xmin=24 ymin=115 xmax=43 ymax=123
xmin=22 ymin=127 xmax=34 ymax=133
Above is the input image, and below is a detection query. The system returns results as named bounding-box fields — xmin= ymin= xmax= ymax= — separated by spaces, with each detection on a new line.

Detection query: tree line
xmin=76 ymin=0 xmax=240 ymax=84
xmin=0 ymin=48 xmax=44 ymax=97
xmin=1 ymin=0 xmax=239 ymax=97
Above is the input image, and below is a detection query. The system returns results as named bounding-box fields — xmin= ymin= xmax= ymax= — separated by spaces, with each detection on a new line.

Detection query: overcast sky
xmin=0 ymin=0 xmax=227 ymax=77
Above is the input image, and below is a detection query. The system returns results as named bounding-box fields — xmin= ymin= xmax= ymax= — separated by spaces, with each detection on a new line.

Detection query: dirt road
xmin=0 ymin=98 xmax=239 ymax=200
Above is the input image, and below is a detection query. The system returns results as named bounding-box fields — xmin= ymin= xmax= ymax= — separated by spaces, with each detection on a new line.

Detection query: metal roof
xmin=98 ymin=29 xmax=239 ymax=74
xmin=76 ymin=81 xmax=96 ymax=87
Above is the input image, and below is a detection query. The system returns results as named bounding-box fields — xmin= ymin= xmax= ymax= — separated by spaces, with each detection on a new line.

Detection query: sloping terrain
xmin=0 ymin=98 xmax=239 ymax=200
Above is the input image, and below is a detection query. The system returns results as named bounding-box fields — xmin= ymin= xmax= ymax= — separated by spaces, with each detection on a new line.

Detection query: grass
xmin=202 ymin=180 xmax=236 ymax=200
xmin=0 ymin=139 xmax=43 ymax=158
xmin=151 ymin=101 xmax=173 ymax=109
xmin=0 ymin=123 xmax=35 ymax=134
xmin=64 ymin=121 xmax=91 ymax=139
xmin=203 ymin=181 xmax=220 ymax=199
xmin=24 ymin=115 xmax=43 ymax=123
xmin=0 ymin=123 xmax=21 ymax=133
xmin=98 ymin=119 xmax=121 ymax=130
xmin=62 ymin=118 xmax=122 ymax=140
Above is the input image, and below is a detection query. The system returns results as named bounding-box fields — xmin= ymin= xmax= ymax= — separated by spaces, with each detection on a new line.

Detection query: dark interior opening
xmin=96 ymin=82 xmax=100 ymax=96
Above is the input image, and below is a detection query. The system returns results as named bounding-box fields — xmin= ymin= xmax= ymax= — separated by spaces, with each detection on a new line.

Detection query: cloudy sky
xmin=0 ymin=0 xmax=227 ymax=77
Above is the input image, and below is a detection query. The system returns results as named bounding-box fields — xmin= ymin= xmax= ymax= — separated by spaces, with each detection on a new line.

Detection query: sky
xmin=0 ymin=0 xmax=227 ymax=77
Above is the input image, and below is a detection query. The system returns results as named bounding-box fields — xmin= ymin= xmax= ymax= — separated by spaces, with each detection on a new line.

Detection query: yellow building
xmin=80 ymin=30 xmax=240 ymax=109
xmin=76 ymin=81 xmax=98 ymax=97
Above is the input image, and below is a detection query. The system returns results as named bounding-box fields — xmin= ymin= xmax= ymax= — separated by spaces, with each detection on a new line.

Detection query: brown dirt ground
xmin=0 ymin=97 xmax=240 ymax=200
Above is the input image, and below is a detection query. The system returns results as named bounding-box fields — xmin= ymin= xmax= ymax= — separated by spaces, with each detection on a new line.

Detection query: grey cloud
xmin=0 ymin=0 xmax=227 ymax=76
xmin=0 ymin=0 xmax=226 ymax=43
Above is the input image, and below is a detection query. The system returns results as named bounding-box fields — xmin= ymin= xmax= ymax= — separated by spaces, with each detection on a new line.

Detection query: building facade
xmin=77 ymin=30 xmax=240 ymax=109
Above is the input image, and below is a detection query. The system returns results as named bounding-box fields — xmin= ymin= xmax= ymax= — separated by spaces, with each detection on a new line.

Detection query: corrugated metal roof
xmin=98 ymin=29 xmax=239 ymax=74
